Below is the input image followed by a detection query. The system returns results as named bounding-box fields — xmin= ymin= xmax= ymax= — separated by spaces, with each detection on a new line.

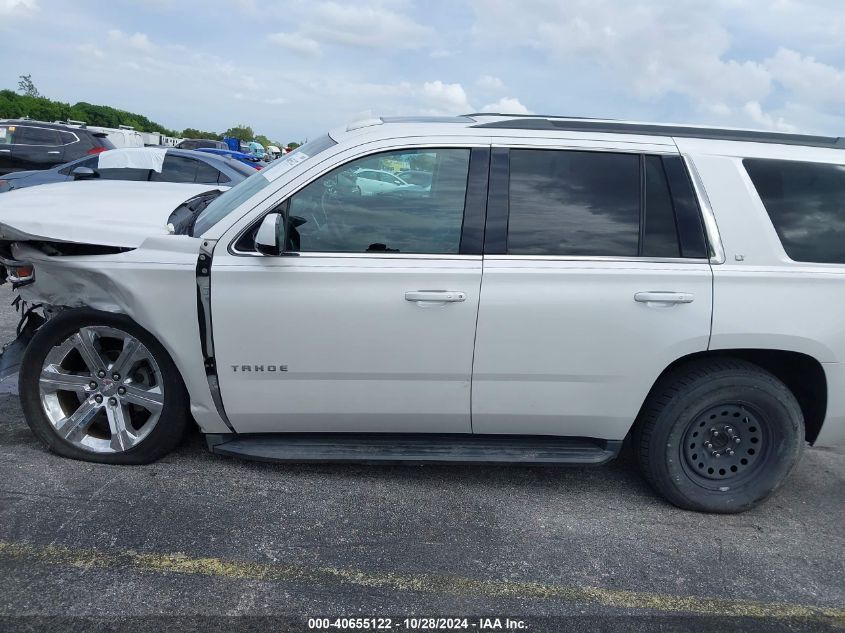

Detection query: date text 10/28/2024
xmin=308 ymin=618 xmax=528 ymax=630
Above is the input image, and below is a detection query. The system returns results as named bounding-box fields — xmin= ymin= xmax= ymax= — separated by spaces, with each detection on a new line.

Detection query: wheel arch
xmin=636 ymin=349 xmax=827 ymax=444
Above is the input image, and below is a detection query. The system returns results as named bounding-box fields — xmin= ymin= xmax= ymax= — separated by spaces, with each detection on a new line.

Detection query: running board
xmin=206 ymin=433 xmax=622 ymax=466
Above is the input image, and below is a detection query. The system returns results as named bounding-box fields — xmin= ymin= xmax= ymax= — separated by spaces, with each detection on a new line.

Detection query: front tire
xmin=634 ymin=358 xmax=804 ymax=513
xmin=19 ymin=309 xmax=189 ymax=464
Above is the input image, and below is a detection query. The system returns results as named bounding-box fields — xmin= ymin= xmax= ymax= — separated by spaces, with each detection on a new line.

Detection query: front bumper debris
xmin=0 ymin=301 xmax=44 ymax=383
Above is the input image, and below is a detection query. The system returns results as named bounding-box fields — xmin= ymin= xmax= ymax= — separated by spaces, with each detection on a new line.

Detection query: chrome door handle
xmin=46 ymin=151 xmax=61 ymax=154
xmin=0 ymin=149 xmax=10 ymax=153
xmin=405 ymin=290 xmax=466 ymax=303
xmin=635 ymin=291 xmax=694 ymax=304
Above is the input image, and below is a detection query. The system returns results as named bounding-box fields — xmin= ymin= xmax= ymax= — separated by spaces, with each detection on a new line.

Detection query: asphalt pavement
xmin=0 ymin=284 xmax=842 ymax=632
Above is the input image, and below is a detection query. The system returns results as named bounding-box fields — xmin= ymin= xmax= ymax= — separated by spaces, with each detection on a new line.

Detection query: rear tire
xmin=20 ymin=309 xmax=189 ymax=464
xmin=634 ymin=357 xmax=804 ymax=513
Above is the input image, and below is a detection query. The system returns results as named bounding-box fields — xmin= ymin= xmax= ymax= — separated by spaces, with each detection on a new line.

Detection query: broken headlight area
xmin=0 ymin=249 xmax=35 ymax=288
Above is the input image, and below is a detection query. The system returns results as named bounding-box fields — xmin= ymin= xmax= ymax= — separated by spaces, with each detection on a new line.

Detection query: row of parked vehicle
xmin=0 ymin=119 xmax=266 ymax=193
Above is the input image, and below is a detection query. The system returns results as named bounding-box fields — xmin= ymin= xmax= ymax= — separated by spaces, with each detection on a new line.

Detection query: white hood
xmin=0 ymin=181 xmax=222 ymax=248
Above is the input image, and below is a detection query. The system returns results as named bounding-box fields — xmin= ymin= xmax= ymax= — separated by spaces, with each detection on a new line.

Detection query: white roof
xmin=325 ymin=113 xmax=845 ymax=163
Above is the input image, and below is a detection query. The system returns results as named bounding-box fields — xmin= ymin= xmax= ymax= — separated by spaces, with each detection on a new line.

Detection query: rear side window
xmin=152 ymin=156 xmax=199 ymax=183
xmin=744 ymin=158 xmax=845 ymax=264
xmin=643 ymin=156 xmax=681 ymax=258
xmin=15 ymin=126 xmax=61 ymax=146
xmin=508 ymin=150 xmax=640 ymax=256
xmin=99 ymin=167 xmax=150 ymax=181
xmin=195 ymin=160 xmax=221 ymax=184
xmin=59 ymin=131 xmax=77 ymax=145
xmin=507 ymin=150 xmax=705 ymax=258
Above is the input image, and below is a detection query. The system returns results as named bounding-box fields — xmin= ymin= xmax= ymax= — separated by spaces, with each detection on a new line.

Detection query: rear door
xmin=11 ymin=125 xmax=64 ymax=170
xmin=472 ymin=142 xmax=714 ymax=440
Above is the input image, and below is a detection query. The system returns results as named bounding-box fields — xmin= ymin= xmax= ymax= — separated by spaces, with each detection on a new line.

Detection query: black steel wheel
xmin=681 ymin=403 xmax=769 ymax=486
xmin=634 ymin=358 xmax=804 ymax=513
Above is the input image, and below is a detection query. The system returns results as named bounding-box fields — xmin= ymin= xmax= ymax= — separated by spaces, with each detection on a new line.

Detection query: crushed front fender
xmin=0 ymin=305 xmax=45 ymax=384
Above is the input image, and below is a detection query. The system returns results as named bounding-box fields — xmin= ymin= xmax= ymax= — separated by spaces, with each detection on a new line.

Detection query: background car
xmin=0 ymin=147 xmax=256 ymax=193
xmin=354 ymin=168 xmax=421 ymax=196
xmin=196 ymin=147 xmax=264 ymax=170
xmin=0 ymin=119 xmax=115 ymax=175
xmin=397 ymin=169 xmax=433 ymax=188
xmin=176 ymin=139 xmax=228 ymax=151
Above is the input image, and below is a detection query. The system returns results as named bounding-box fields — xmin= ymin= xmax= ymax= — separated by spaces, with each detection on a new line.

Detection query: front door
xmin=211 ymin=146 xmax=489 ymax=434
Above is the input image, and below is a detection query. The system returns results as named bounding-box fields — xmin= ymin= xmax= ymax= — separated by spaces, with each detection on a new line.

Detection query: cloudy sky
xmin=1 ymin=0 xmax=844 ymax=143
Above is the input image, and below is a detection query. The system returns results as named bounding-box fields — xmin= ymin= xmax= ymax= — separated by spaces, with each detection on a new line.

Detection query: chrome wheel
xmin=39 ymin=326 xmax=164 ymax=454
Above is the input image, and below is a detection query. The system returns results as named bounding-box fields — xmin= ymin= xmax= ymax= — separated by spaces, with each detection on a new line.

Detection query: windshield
xmin=192 ymin=134 xmax=337 ymax=236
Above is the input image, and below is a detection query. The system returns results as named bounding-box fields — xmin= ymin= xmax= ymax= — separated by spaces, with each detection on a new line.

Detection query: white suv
xmin=1 ymin=114 xmax=843 ymax=513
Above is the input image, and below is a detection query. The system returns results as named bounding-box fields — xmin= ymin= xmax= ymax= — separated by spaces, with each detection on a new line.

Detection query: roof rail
xmin=469 ymin=116 xmax=845 ymax=149
xmin=464 ymin=112 xmax=612 ymax=121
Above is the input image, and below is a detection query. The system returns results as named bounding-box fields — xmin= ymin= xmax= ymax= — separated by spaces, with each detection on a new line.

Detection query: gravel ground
xmin=0 ymin=284 xmax=842 ymax=632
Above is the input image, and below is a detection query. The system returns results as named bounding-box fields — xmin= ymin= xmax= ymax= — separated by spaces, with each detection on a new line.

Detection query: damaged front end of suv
xmin=0 ymin=181 xmax=234 ymax=460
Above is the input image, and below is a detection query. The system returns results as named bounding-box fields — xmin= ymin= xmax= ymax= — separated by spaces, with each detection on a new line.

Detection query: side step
xmin=207 ymin=433 xmax=622 ymax=466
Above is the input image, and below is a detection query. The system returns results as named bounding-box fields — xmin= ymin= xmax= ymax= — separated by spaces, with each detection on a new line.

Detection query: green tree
xmin=253 ymin=134 xmax=272 ymax=147
xmin=17 ymin=74 xmax=40 ymax=98
xmin=181 ymin=128 xmax=222 ymax=140
xmin=223 ymin=124 xmax=254 ymax=141
xmin=286 ymin=141 xmax=302 ymax=150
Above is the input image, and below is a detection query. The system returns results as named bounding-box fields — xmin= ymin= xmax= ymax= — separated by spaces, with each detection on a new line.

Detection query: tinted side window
xmin=287 ymin=148 xmax=470 ymax=254
xmin=745 ymin=158 xmax=845 ymax=264
xmin=59 ymin=156 xmax=97 ymax=176
xmin=507 ymin=150 xmax=640 ymax=256
xmin=59 ymin=131 xmax=77 ymax=145
xmin=16 ymin=126 xmax=61 ymax=146
xmin=195 ymin=160 xmax=221 ymax=184
xmin=98 ymin=167 xmax=150 ymax=181
xmin=642 ymin=156 xmax=681 ymax=257
xmin=662 ymin=156 xmax=708 ymax=258
xmin=152 ymin=156 xmax=199 ymax=183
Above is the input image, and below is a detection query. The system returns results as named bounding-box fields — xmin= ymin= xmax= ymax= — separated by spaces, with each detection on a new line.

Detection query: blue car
xmin=0 ymin=148 xmax=257 ymax=193
xmin=196 ymin=147 xmax=263 ymax=170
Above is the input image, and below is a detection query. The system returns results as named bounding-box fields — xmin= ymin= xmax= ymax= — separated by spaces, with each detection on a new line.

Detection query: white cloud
xmin=107 ymin=29 xmax=156 ymax=53
xmin=481 ymin=97 xmax=532 ymax=114
xmin=0 ymin=0 xmax=37 ymax=16
xmin=76 ymin=43 xmax=105 ymax=59
xmin=306 ymin=1 xmax=434 ymax=50
xmin=742 ymin=101 xmax=796 ymax=132
xmin=467 ymin=1 xmax=773 ymax=109
xmin=268 ymin=32 xmax=321 ymax=57
xmin=235 ymin=92 xmax=286 ymax=106
xmin=420 ymin=80 xmax=473 ymax=113
xmin=477 ymin=75 xmax=504 ymax=91
xmin=766 ymin=48 xmax=845 ymax=109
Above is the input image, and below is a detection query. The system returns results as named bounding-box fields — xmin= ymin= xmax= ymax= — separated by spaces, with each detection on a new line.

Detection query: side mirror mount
xmin=254 ymin=212 xmax=286 ymax=256
xmin=71 ymin=166 xmax=98 ymax=180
